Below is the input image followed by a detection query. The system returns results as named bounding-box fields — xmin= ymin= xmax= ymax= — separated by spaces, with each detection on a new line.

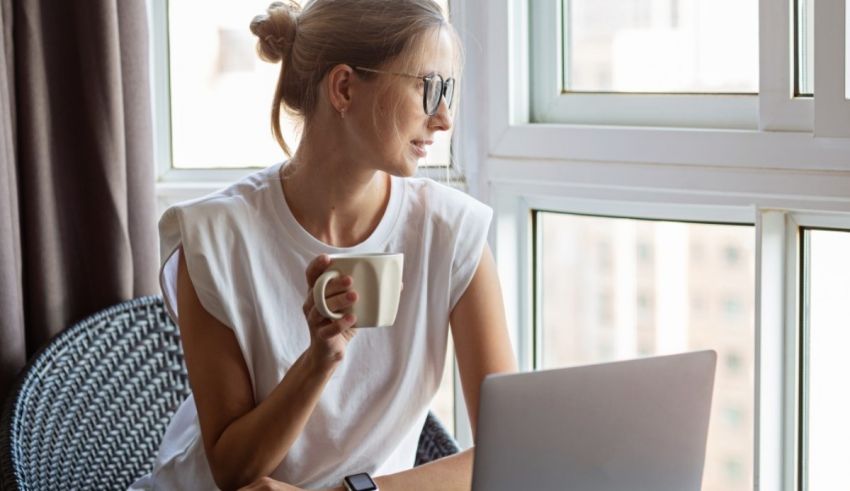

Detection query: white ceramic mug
xmin=312 ymin=253 xmax=404 ymax=328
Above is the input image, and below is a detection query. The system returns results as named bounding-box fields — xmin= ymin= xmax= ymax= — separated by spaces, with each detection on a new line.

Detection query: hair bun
xmin=250 ymin=1 xmax=301 ymax=63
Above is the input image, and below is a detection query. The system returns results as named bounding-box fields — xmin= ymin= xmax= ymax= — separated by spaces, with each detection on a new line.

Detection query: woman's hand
xmin=238 ymin=476 xmax=305 ymax=490
xmin=302 ymin=254 xmax=359 ymax=370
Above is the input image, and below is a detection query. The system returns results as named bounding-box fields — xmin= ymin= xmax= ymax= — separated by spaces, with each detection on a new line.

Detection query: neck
xmin=280 ymin=137 xmax=391 ymax=248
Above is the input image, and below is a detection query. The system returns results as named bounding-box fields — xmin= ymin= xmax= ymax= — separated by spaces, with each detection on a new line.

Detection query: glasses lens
xmin=444 ymin=78 xmax=455 ymax=109
xmin=425 ymin=76 xmax=442 ymax=115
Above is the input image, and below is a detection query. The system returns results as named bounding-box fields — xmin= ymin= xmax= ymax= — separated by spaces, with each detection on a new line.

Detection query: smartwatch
xmin=343 ymin=472 xmax=379 ymax=491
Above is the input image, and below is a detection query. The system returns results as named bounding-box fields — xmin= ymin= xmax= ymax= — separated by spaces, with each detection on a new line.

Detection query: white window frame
xmin=484 ymin=0 xmax=850 ymax=168
xmin=530 ymin=0 xmax=758 ymax=129
xmin=456 ymin=0 xmax=850 ymax=487
xmin=530 ymin=0 xmax=849 ymax=134
xmin=760 ymin=0 xmax=812 ymax=131
xmin=790 ymin=212 xmax=850 ymax=490
xmin=484 ymin=169 xmax=850 ymax=491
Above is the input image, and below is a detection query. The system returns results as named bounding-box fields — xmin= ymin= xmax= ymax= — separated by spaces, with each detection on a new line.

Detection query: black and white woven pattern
xmin=0 ymin=296 xmax=189 ymax=490
xmin=1 ymin=296 xmax=459 ymax=490
xmin=415 ymin=412 xmax=461 ymax=467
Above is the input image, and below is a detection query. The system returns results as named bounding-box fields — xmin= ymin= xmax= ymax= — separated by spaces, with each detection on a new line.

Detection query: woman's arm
xmin=448 ymin=244 xmax=518 ymax=436
xmin=176 ymin=251 xmax=356 ymax=490
xmin=331 ymin=244 xmax=517 ymax=491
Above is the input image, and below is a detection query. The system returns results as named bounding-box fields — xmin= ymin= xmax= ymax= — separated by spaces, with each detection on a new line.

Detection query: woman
xmin=130 ymin=0 xmax=516 ymax=489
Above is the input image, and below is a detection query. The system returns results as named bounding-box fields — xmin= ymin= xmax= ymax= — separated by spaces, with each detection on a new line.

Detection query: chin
xmin=390 ymin=155 xmax=419 ymax=178
xmin=402 ymin=161 xmax=419 ymax=177
xmin=377 ymin=162 xmax=414 ymax=179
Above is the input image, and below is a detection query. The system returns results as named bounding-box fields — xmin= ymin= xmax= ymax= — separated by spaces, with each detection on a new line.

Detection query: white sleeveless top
xmin=129 ymin=163 xmax=492 ymax=490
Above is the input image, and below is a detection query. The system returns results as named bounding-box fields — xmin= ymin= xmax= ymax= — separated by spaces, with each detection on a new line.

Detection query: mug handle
xmin=312 ymin=270 xmax=343 ymax=320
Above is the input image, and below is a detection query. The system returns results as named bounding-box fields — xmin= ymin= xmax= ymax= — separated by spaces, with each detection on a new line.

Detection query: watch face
xmin=345 ymin=473 xmax=377 ymax=491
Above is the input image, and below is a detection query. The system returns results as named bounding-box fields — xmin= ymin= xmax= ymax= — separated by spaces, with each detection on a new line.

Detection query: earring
xmin=339 ymin=108 xmax=346 ymax=119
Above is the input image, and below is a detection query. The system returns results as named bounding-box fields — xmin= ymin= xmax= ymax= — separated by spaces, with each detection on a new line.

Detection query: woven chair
xmin=0 ymin=296 xmax=459 ymax=490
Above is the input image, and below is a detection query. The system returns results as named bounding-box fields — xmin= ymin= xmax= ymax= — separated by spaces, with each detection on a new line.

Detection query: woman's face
xmin=355 ymin=28 xmax=456 ymax=177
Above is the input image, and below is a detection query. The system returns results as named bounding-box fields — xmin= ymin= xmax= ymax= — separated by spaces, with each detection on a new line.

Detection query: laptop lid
xmin=471 ymin=350 xmax=716 ymax=491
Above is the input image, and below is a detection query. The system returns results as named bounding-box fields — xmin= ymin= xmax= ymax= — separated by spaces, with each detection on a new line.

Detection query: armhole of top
xmin=449 ymin=240 xmax=488 ymax=312
xmin=159 ymin=244 xmax=234 ymax=332
xmin=160 ymin=245 xmax=182 ymax=326
xmin=448 ymin=200 xmax=494 ymax=312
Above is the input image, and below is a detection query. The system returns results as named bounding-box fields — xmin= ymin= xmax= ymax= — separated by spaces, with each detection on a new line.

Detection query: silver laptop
xmin=472 ymin=350 xmax=716 ymax=491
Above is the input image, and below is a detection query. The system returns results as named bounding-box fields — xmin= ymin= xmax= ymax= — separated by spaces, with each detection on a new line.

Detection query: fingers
xmin=302 ymin=277 xmax=355 ymax=316
xmin=325 ymin=289 xmax=358 ymax=314
xmin=305 ymin=254 xmax=331 ymax=287
xmin=303 ymin=255 xmax=360 ymax=342
xmin=305 ymin=290 xmax=357 ymax=326
xmin=323 ymin=275 xmax=353 ymax=298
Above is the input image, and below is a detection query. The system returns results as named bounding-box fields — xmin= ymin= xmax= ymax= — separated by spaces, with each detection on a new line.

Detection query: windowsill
xmin=488 ymin=123 xmax=850 ymax=172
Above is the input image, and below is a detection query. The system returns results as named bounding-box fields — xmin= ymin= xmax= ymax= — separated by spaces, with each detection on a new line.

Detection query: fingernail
xmin=346 ymin=291 xmax=357 ymax=301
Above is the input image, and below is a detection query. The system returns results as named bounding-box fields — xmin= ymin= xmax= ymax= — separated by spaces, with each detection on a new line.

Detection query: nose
xmin=428 ymin=96 xmax=453 ymax=132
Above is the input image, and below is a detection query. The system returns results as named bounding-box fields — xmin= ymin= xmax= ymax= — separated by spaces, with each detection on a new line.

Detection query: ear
xmin=326 ymin=64 xmax=355 ymax=115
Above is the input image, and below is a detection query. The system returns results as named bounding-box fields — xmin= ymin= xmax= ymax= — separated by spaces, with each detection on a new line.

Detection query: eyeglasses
xmin=353 ymin=66 xmax=455 ymax=116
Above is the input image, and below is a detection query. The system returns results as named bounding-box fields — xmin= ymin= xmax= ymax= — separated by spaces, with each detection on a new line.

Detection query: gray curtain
xmin=0 ymin=0 xmax=158 ymax=400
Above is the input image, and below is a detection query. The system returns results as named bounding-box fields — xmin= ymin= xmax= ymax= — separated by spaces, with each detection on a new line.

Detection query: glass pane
xmin=797 ymin=0 xmax=814 ymax=96
xmin=168 ymin=0 xmax=451 ymax=169
xmin=562 ymin=0 xmax=758 ymax=94
xmin=538 ymin=213 xmax=755 ymax=491
xmin=804 ymin=229 xmax=850 ymax=489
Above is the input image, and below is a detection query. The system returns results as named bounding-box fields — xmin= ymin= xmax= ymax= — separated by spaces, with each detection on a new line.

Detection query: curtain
xmin=0 ymin=0 xmax=158 ymax=400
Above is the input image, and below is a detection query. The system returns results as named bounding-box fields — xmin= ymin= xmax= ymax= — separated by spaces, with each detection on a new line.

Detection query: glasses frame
xmin=353 ymin=66 xmax=455 ymax=116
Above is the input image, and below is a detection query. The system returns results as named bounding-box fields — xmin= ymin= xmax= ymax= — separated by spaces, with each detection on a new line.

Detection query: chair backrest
xmin=0 ymin=296 xmax=190 ymax=490
xmin=1 ymin=296 xmax=459 ymax=490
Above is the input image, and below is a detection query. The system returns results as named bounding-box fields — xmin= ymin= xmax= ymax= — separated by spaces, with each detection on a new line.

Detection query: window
xmin=167 ymin=0 xmax=293 ymax=170
xmin=476 ymin=1 xmax=850 ymax=486
xmin=796 ymin=0 xmax=814 ymax=96
xmin=531 ymin=0 xmax=759 ymax=128
xmin=525 ymin=0 xmax=850 ymax=133
xmin=801 ymin=229 xmax=850 ymax=490
xmin=536 ymin=212 xmax=755 ymax=491
xmin=563 ymin=0 xmax=758 ymax=94
xmin=153 ymin=0 xmax=453 ymax=177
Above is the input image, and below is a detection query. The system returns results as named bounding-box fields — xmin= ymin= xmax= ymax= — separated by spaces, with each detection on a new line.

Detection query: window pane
xmin=168 ymin=0 xmax=451 ymax=169
xmin=797 ymin=0 xmax=814 ymax=96
xmin=538 ymin=213 xmax=754 ymax=491
xmin=804 ymin=229 xmax=850 ymax=490
xmin=562 ymin=0 xmax=758 ymax=94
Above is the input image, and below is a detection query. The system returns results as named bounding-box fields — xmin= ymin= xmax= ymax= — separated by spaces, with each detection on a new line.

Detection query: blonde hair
xmin=250 ymin=0 xmax=462 ymax=156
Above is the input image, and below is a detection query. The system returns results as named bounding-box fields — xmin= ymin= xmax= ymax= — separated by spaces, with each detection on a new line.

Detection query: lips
xmin=410 ymin=140 xmax=432 ymax=157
